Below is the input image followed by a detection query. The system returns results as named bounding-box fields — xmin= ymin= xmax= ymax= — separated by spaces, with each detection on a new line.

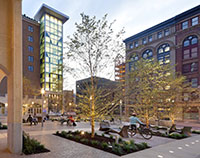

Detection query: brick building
xmin=124 ymin=5 xmax=200 ymax=121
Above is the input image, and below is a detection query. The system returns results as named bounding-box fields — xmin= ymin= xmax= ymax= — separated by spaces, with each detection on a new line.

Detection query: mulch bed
xmin=54 ymin=131 xmax=150 ymax=156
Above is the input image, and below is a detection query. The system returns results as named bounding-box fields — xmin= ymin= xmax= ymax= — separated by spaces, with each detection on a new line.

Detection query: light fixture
xmin=81 ymin=131 xmax=85 ymax=135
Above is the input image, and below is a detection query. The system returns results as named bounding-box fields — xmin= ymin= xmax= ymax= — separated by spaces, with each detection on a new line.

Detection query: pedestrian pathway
xmin=0 ymin=121 xmax=200 ymax=158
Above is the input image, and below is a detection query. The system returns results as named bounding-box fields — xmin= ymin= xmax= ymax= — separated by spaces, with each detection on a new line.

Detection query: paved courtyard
xmin=0 ymin=119 xmax=200 ymax=158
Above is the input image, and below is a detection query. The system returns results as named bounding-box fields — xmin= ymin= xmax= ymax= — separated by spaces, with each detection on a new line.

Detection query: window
xmin=182 ymin=62 xmax=198 ymax=73
xmin=142 ymin=38 xmax=147 ymax=44
xmin=134 ymin=41 xmax=138 ymax=47
xmin=28 ymin=66 xmax=34 ymax=72
xmin=129 ymin=43 xmax=133 ymax=49
xmin=182 ymin=35 xmax=198 ymax=60
xmin=28 ymin=26 xmax=34 ymax=32
xmin=28 ymin=36 xmax=33 ymax=42
xmin=191 ymin=78 xmax=198 ymax=87
xmin=157 ymin=43 xmax=170 ymax=64
xmin=182 ymin=21 xmax=188 ymax=30
xmin=148 ymin=35 xmax=152 ymax=42
xmin=129 ymin=54 xmax=139 ymax=71
xmin=164 ymin=29 xmax=169 ymax=36
xmin=157 ymin=31 xmax=162 ymax=39
xmin=192 ymin=17 xmax=198 ymax=26
xmin=28 ymin=56 xmax=34 ymax=62
xmin=28 ymin=46 xmax=33 ymax=52
xmin=142 ymin=49 xmax=153 ymax=59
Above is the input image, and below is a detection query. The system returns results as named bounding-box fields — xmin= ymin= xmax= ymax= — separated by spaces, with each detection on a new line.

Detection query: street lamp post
xmin=120 ymin=100 xmax=122 ymax=124
xmin=41 ymin=88 xmax=45 ymax=127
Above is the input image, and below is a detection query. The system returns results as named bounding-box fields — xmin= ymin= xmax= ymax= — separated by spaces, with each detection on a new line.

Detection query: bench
xmin=99 ymin=121 xmax=110 ymax=131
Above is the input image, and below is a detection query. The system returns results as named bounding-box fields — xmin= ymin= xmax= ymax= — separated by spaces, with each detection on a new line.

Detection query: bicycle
xmin=128 ymin=123 xmax=153 ymax=140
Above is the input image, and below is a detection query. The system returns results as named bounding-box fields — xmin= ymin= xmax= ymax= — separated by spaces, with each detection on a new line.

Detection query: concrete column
xmin=6 ymin=0 xmax=23 ymax=154
xmin=198 ymin=107 xmax=200 ymax=122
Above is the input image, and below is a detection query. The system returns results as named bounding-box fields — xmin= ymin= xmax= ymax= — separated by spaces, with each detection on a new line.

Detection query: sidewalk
xmin=0 ymin=121 xmax=200 ymax=158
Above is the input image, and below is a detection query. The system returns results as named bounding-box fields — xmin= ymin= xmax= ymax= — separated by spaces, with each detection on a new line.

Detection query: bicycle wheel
xmin=141 ymin=128 xmax=152 ymax=140
xmin=128 ymin=126 xmax=137 ymax=137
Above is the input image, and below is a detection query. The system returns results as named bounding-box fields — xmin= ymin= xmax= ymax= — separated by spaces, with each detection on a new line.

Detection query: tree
xmin=65 ymin=13 xmax=125 ymax=137
xmin=76 ymin=78 xmax=123 ymax=120
xmin=127 ymin=59 xmax=189 ymax=127
xmin=23 ymin=76 xmax=39 ymax=96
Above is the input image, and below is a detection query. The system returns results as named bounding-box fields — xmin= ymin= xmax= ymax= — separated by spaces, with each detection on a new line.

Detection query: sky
xmin=22 ymin=0 xmax=200 ymax=90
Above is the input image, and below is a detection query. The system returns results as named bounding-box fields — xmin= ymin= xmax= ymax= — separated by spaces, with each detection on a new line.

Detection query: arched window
xmin=182 ymin=35 xmax=198 ymax=60
xmin=157 ymin=43 xmax=170 ymax=64
xmin=142 ymin=49 xmax=153 ymax=60
xmin=129 ymin=54 xmax=139 ymax=71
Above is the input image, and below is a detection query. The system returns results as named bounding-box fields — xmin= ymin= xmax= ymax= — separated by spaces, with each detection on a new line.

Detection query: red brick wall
xmin=22 ymin=18 xmax=41 ymax=91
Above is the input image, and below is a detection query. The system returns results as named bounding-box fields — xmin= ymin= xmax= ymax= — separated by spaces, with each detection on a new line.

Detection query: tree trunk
xmin=91 ymin=76 xmax=95 ymax=138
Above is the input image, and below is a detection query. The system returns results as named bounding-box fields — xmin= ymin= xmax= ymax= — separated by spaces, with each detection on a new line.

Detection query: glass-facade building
xmin=34 ymin=4 xmax=69 ymax=92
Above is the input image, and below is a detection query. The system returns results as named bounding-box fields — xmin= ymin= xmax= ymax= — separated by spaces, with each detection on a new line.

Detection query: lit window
xmin=28 ymin=36 xmax=33 ymax=42
xmin=182 ymin=21 xmax=188 ymax=30
xmin=148 ymin=35 xmax=152 ymax=42
xmin=157 ymin=31 xmax=162 ymax=39
xmin=142 ymin=38 xmax=147 ymax=44
xmin=28 ymin=26 xmax=34 ymax=32
xmin=28 ymin=66 xmax=34 ymax=72
xmin=28 ymin=56 xmax=34 ymax=62
xmin=192 ymin=17 xmax=198 ymax=26
xmin=28 ymin=46 xmax=33 ymax=52
xmin=164 ymin=29 xmax=169 ymax=36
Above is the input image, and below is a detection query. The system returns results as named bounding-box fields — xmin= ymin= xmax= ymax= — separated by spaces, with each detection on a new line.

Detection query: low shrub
xmin=135 ymin=143 xmax=146 ymax=150
xmin=168 ymin=133 xmax=187 ymax=139
xmin=91 ymin=140 xmax=100 ymax=146
xmin=101 ymin=133 xmax=105 ymax=137
xmin=61 ymin=131 xmax=67 ymax=137
xmin=101 ymin=142 xmax=109 ymax=149
xmin=56 ymin=131 xmax=59 ymax=135
xmin=192 ymin=130 xmax=200 ymax=134
xmin=0 ymin=122 xmax=7 ymax=130
xmin=23 ymin=132 xmax=49 ymax=155
xmin=80 ymin=138 xmax=89 ymax=144
xmin=112 ymin=143 xmax=124 ymax=155
xmin=74 ymin=135 xmax=81 ymax=141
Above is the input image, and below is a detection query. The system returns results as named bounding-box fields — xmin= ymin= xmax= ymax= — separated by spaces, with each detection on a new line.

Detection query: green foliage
xmin=135 ymin=143 xmax=146 ymax=150
xmin=141 ymin=142 xmax=149 ymax=148
xmin=66 ymin=134 xmax=73 ymax=139
xmin=168 ymin=133 xmax=187 ymax=139
xmin=192 ymin=130 xmax=200 ymax=134
xmin=127 ymin=59 xmax=190 ymax=126
xmin=74 ymin=135 xmax=81 ymax=141
xmin=101 ymin=133 xmax=105 ymax=137
xmin=110 ymin=135 xmax=113 ymax=139
xmin=0 ymin=122 xmax=7 ymax=129
xmin=80 ymin=138 xmax=89 ymax=144
xmin=118 ymin=137 xmax=123 ymax=143
xmin=91 ymin=140 xmax=100 ymax=146
xmin=61 ymin=131 xmax=67 ymax=137
xmin=112 ymin=143 xmax=124 ymax=155
xmin=74 ymin=130 xmax=81 ymax=135
xmin=101 ymin=142 xmax=109 ymax=149
xmin=129 ymin=140 xmax=135 ymax=145
xmin=23 ymin=132 xmax=46 ymax=155
xmin=65 ymin=12 xmax=125 ymax=137
xmin=56 ymin=131 xmax=59 ymax=135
